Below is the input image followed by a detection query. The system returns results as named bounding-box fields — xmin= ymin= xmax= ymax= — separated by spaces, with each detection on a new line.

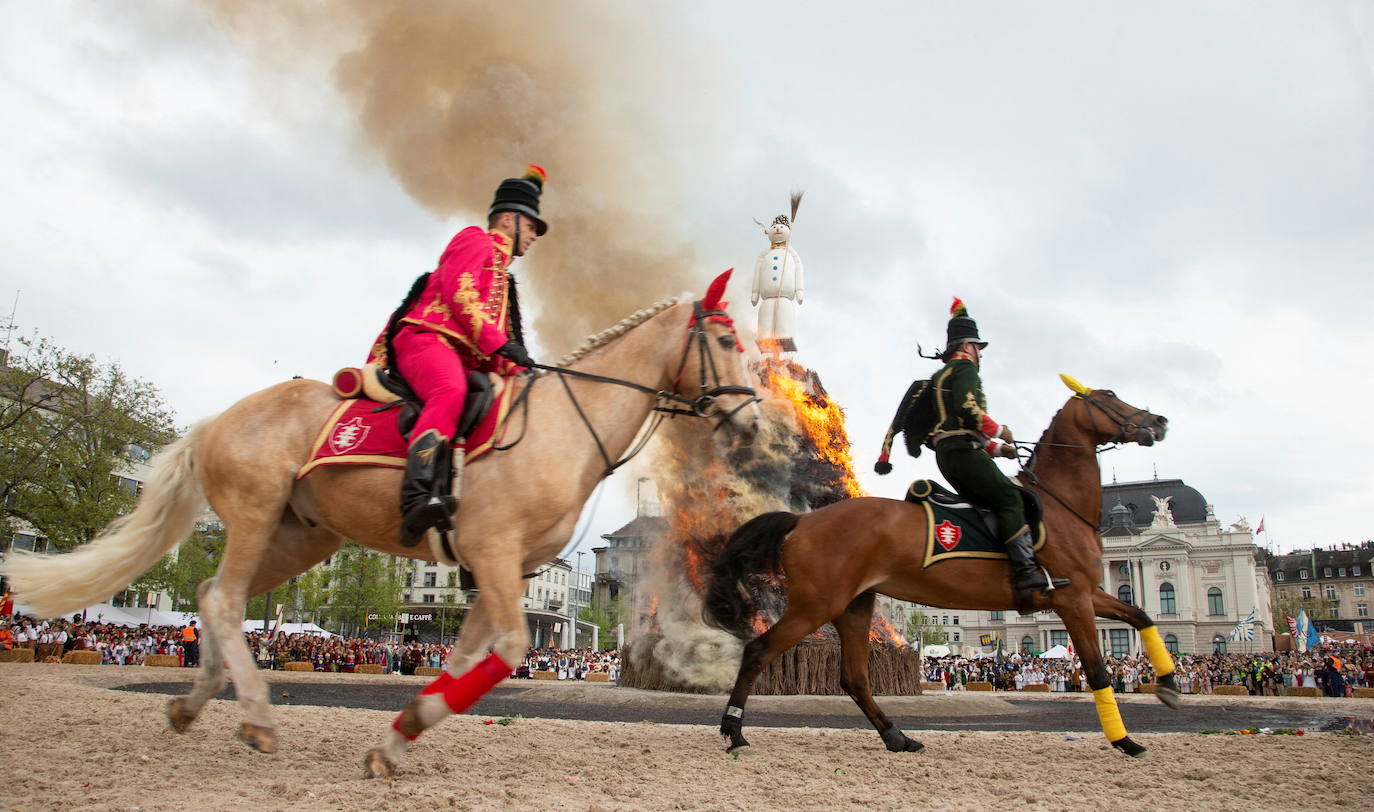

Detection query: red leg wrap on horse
xmin=391 ymin=653 xmax=512 ymax=740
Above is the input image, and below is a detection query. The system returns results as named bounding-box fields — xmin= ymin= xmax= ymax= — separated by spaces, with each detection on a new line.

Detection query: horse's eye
xmin=716 ymin=335 xmax=735 ymax=350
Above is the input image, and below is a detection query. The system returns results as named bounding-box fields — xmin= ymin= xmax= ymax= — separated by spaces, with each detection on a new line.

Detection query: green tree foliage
xmin=1271 ymin=589 xmax=1337 ymax=631
xmin=0 ymin=331 xmax=176 ymax=549
xmin=906 ymin=609 xmax=949 ymax=646
xmin=579 ymin=594 xmax=626 ymax=649
xmin=310 ymin=542 xmax=405 ymax=635
xmin=133 ymin=525 xmax=226 ymax=611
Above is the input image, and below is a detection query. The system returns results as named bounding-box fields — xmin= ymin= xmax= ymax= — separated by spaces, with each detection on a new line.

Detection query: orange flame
xmin=868 ymin=614 xmax=909 ymax=648
xmin=759 ymin=362 xmax=864 ymax=498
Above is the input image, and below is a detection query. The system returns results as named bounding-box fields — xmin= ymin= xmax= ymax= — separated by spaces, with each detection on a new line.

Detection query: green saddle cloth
xmin=903 ymin=479 xmax=1046 ymax=568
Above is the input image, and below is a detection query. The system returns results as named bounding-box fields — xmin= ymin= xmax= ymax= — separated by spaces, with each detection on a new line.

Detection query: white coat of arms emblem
xmin=327 ymin=416 xmax=371 ymax=455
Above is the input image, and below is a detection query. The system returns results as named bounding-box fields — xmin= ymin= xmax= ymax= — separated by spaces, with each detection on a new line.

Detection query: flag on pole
xmin=1304 ymin=612 xmax=1320 ymax=651
xmin=1256 ymin=517 xmax=1266 ymax=535
xmin=1227 ymin=608 xmax=1255 ymax=642
xmin=995 ymin=634 xmax=1005 ymax=663
xmin=979 ymin=633 xmax=994 ymax=647
xmin=1286 ymin=615 xmax=1298 ymax=638
xmin=1296 ymin=609 xmax=1313 ymax=652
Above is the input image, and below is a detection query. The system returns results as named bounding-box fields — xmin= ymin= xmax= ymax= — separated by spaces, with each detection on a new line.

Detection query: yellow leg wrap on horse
xmin=1093 ymin=687 xmax=1127 ymax=742
xmin=1140 ymin=626 xmax=1175 ymax=678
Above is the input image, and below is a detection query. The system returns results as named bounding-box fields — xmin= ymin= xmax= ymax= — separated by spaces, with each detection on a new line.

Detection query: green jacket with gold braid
xmin=931 ymin=357 xmax=1005 ymax=448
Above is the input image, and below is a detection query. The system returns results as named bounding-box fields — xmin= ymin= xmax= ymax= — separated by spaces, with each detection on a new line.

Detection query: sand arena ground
xmin=4 ymin=663 xmax=1371 ymax=811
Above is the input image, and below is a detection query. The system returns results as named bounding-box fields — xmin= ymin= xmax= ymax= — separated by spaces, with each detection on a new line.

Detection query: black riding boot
xmin=1006 ymin=528 xmax=1069 ymax=605
xmin=399 ymin=429 xmax=457 ymax=547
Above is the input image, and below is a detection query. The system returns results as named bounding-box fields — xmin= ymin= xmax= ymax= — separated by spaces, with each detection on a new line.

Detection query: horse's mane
xmin=554 ymin=297 xmax=681 ymax=366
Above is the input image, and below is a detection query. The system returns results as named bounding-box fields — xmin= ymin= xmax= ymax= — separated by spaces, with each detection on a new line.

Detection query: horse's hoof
xmin=889 ymin=737 xmax=925 ymax=753
xmin=238 ymin=722 xmax=277 ymax=754
xmin=167 ymin=698 xmax=196 ymax=733
xmin=364 ymin=748 xmax=396 ymax=779
xmin=1111 ymin=736 xmax=1148 ymax=758
xmin=1155 ymin=686 xmax=1181 ymax=710
xmin=725 ymin=744 xmax=752 ymax=759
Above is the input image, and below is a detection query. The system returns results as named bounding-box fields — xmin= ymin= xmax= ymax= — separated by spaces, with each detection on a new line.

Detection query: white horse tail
xmin=3 ymin=418 xmax=213 ymax=618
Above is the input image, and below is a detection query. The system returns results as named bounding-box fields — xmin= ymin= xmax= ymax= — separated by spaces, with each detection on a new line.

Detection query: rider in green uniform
xmin=878 ymin=298 xmax=1068 ymax=607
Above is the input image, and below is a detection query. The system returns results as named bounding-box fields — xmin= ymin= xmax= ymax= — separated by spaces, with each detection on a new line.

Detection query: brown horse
xmin=703 ymin=375 xmax=1178 ymax=757
xmin=4 ymin=273 xmax=759 ymax=779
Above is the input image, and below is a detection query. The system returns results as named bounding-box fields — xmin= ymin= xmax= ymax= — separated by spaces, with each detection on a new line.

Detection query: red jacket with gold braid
xmin=367 ymin=226 xmax=519 ymax=374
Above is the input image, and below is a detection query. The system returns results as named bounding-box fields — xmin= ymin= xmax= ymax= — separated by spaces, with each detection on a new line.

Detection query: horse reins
xmin=1013 ymin=391 xmax=1150 ymax=531
xmin=494 ymin=300 xmax=760 ymax=478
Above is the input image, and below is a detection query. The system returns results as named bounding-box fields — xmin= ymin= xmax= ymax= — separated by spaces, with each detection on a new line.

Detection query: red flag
xmin=0 ymin=592 xmax=12 ymax=617
xmin=1256 ymin=517 xmax=1266 ymax=535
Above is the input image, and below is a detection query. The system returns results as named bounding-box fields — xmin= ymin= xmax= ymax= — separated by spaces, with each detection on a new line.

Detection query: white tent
xmin=241 ymin=620 xmax=334 ymax=637
xmin=1038 ymin=644 xmax=1071 ymax=659
xmin=921 ymin=644 xmax=951 ymax=658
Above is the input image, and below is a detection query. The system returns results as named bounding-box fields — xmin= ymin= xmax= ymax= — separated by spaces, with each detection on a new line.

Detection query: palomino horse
xmin=6 ymin=272 xmax=758 ymax=779
xmin=703 ymin=376 xmax=1176 ymax=757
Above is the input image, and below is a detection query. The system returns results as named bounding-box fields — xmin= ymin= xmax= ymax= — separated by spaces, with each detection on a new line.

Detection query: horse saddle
xmin=904 ymin=478 xmax=1046 ymax=548
xmin=332 ymin=364 xmax=493 ymax=442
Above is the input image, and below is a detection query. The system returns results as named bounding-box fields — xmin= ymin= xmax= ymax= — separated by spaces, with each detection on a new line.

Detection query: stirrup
xmin=400 ymin=495 xmax=456 ymax=547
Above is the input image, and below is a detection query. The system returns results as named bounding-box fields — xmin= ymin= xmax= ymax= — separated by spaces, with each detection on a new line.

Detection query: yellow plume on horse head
xmin=1059 ymin=373 xmax=1093 ymax=396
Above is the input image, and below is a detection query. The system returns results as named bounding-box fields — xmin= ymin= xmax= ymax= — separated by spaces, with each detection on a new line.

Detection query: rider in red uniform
xmin=369 ymin=165 xmax=547 ymax=544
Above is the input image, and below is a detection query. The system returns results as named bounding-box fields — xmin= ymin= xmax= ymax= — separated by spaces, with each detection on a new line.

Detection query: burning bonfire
xmin=623 ymin=358 xmax=913 ymax=694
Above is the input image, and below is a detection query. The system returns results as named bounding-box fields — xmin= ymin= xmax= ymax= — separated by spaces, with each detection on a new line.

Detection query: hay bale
xmin=1211 ymin=685 xmax=1248 ymax=696
xmin=414 ymin=666 xmax=443 ymax=677
xmin=1139 ymin=682 xmax=1158 ymax=694
xmin=586 ymin=672 xmax=610 ymax=683
xmin=143 ymin=654 xmax=182 ymax=668
xmin=1020 ymin=683 xmax=1050 ymax=692
xmin=965 ymin=681 xmax=994 ymax=692
xmin=0 ymin=648 xmax=35 ymax=663
xmin=355 ymin=664 xmax=386 ymax=675
xmin=532 ymin=670 xmax=557 ymax=680
xmin=1287 ymin=686 xmax=1322 ymax=698
xmin=1352 ymin=687 xmax=1374 ymax=699
xmin=920 ymin=681 xmax=945 ymax=692
xmin=62 ymin=650 xmax=102 ymax=665
xmin=283 ymin=661 xmax=314 ymax=672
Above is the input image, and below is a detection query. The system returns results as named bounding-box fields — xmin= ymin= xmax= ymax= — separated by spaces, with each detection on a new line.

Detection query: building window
xmin=1339 ymin=568 xmax=1347 ymax=577
xmin=1050 ymin=630 xmax=1069 ymax=647
xmin=423 ymin=573 xmax=436 ymax=588
xmin=1356 ymin=584 xmax=1366 ymax=597
xmin=1117 ymin=584 xmax=1134 ymax=605
xmin=1207 ymin=587 xmax=1224 ymax=616
xmin=423 ymin=593 xmax=435 ymax=603
xmin=1212 ymin=635 xmax=1227 ymax=654
xmin=1020 ymin=636 xmax=1034 ymax=653
xmin=990 ymin=611 xmax=1004 ymax=621
xmin=1275 ymin=571 xmax=1284 ymax=582
xmin=942 ymin=615 xmax=949 ymax=625
xmin=952 ymin=616 xmax=959 ymax=626
xmin=1354 ymin=565 xmax=1362 ymax=577
xmin=1164 ymin=634 xmax=1179 ymax=654
xmin=1159 ymin=583 xmax=1176 ymax=614
xmin=1300 ymin=569 xmax=1309 ymax=579
xmin=952 ymin=631 xmax=961 ymax=642
xmin=1326 ymin=586 xmax=1337 ymax=600
xmin=1358 ymin=603 xmax=1369 ymax=618
xmin=1324 ymin=568 xmax=1333 ymax=578
xmin=425 ymin=560 xmax=436 ymax=567
xmin=1302 ymin=586 xmax=1312 ymax=599
xmin=1109 ymin=629 xmax=1131 ymax=657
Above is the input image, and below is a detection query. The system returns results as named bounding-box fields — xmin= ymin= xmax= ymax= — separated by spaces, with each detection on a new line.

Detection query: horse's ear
xmin=1059 ymin=373 xmax=1092 ymax=396
xmin=702 ymin=268 xmax=733 ymax=311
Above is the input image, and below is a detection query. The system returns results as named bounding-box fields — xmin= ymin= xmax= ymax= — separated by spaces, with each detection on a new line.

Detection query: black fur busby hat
xmin=945 ymin=297 xmax=985 ymax=349
xmin=489 ymin=164 xmax=548 ymax=236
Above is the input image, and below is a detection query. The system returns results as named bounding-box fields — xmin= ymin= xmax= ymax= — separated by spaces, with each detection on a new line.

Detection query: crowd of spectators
xmin=0 ymin=613 xmax=622 ymax=679
xmin=924 ymin=648 xmax=1374 ymax=697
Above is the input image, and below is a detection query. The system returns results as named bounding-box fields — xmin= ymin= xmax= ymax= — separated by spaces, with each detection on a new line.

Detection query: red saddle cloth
xmin=296 ymin=374 xmax=518 ymax=480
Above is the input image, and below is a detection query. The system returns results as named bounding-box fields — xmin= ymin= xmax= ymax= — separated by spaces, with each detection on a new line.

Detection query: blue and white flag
xmin=1227 ymin=608 xmax=1255 ymax=642
xmin=1296 ymin=609 xmax=1315 ymax=653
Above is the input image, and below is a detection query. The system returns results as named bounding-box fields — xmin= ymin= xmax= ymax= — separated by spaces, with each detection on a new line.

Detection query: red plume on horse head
xmin=702 ymin=268 xmax=733 ymax=312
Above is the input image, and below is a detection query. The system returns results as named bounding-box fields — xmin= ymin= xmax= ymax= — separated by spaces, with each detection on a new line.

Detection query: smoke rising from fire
xmin=205 ymin=0 xmax=731 ymax=353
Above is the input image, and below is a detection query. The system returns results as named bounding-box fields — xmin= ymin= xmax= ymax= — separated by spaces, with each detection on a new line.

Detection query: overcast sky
xmin=2 ymin=1 xmax=1371 ymax=558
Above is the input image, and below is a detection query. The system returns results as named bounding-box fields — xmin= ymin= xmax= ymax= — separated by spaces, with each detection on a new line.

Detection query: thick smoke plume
xmin=207 ymin=0 xmax=729 ymax=353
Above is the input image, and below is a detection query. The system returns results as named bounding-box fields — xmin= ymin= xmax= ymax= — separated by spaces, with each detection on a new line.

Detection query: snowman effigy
xmin=751 ymin=192 xmax=805 ymax=356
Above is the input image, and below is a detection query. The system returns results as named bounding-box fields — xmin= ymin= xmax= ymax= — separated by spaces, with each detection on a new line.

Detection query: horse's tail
xmin=701 ymin=511 xmax=800 ymax=639
xmin=3 ymin=419 xmax=212 ymax=618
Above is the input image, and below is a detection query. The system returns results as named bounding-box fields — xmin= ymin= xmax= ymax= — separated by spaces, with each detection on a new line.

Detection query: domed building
xmin=964 ymin=476 xmax=1273 ymax=658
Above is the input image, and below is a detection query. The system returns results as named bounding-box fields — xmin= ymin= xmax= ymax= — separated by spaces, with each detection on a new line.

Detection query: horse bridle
xmin=502 ymin=299 xmax=760 ymax=477
xmin=1017 ymin=391 xmax=1156 ymax=530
